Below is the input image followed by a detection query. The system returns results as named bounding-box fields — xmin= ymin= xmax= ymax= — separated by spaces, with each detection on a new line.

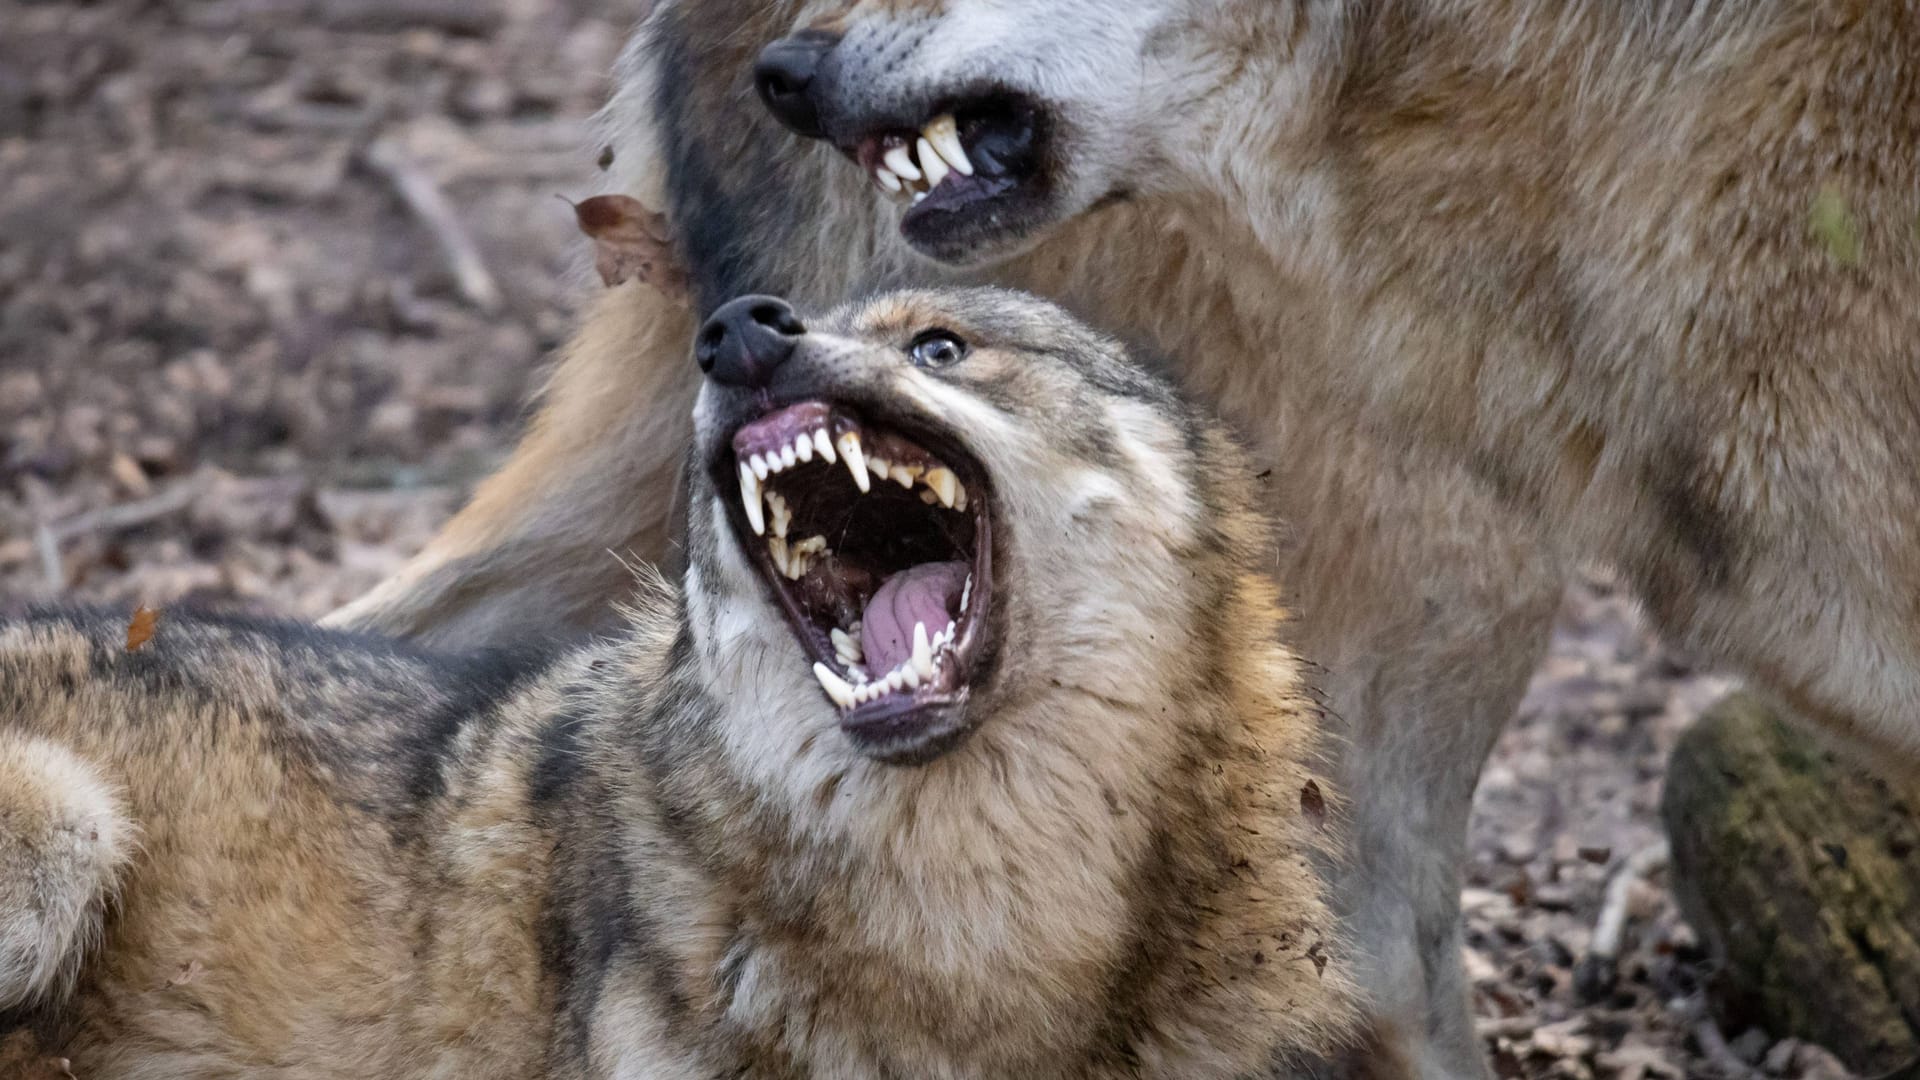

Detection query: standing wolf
xmin=0 ymin=289 xmax=1351 ymax=1077
xmin=331 ymin=1 xmax=1920 ymax=1076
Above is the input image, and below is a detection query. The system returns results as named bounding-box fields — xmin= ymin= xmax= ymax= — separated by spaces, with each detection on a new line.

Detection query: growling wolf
xmin=333 ymin=1 xmax=1920 ymax=1075
xmin=0 ymin=289 xmax=1352 ymax=1077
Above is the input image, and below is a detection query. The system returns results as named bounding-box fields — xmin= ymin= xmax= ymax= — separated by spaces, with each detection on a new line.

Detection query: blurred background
xmin=0 ymin=4 xmax=1888 ymax=1078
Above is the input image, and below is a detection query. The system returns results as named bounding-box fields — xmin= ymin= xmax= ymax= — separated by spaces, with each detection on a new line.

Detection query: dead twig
xmin=1575 ymin=840 xmax=1669 ymax=1001
xmin=365 ymin=138 xmax=503 ymax=314
xmin=35 ymin=475 xmax=213 ymax=590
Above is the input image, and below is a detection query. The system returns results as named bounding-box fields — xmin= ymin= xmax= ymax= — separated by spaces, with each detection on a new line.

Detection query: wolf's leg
xmin=0 ymin=736 xmax=133 ymax=1009
xmin=324 ymin=285 xmax=699 ymax=650
xmin=1278 ymin=434 xmax=1562 ymax=1080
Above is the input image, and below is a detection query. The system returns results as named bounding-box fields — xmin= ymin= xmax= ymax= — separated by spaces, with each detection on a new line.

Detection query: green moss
xmin=1664 ymin=693 xmax=1920 ymax=1073
xmin=1809 ymin=186 xmax=1862 ymax=267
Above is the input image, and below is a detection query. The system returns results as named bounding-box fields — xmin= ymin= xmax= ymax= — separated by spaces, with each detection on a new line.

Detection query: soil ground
xmin=0 ymin=3 xmax=1862 ymax=1076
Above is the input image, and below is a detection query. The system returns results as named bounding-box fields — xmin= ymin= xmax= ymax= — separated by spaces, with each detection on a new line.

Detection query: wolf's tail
xmin=0 ymin=735 xmax=134 ymax=1008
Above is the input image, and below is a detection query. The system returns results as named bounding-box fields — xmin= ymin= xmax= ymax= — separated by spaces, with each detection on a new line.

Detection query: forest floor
xmin=0 ymin=2 xmax=1861 ymax=1077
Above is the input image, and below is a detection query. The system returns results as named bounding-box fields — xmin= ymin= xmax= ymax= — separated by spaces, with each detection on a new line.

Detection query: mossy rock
xmin=1663 ymin=692 xmax=1920 ymax=1075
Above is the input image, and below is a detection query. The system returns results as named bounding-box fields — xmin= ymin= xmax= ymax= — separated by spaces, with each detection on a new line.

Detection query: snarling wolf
xmin=0 ymin=289 xmax=1352 ymax=1077
xmin=330 ymin=0 xmax=1920 ymax=1075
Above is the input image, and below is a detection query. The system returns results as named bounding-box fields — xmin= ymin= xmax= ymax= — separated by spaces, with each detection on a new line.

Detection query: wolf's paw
xmin=0 ymin=736 xmax=132 ymax=1008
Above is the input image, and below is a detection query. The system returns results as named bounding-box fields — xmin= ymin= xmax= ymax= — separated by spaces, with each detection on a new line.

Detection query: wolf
xmin=329 ymin=1 xmax=1920 ymax=1075
xmin=0 ymin=289 xmax=1352 ymax=1078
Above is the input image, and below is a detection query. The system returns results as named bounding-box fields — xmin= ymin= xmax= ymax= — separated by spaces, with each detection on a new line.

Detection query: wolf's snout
xmin=697 ymin=295 xmax=805 ymax=388
xmin=754 ymin=30 xmax=839 ymax=138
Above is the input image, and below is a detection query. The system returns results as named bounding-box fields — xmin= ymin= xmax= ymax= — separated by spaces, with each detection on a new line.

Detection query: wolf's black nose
xmin=697 ymin=296 xmax=805 ymax=388
xmin=754 ymin=30 xmax=838 ymax=138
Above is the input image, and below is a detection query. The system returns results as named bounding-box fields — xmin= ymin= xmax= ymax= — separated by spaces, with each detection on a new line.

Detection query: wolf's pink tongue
xmin=861 ymin=561 xmax=967 ymax=675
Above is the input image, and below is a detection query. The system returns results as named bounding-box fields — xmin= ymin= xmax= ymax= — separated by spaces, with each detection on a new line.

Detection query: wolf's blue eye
xmin=908 ymin=330 xmax=968 ymax=368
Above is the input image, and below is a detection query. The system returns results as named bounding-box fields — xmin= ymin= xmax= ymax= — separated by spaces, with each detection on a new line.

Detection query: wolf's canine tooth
xmin=911 ymin=623 xmax=934 ymax=678
xmin=812 ymin=662 xmax=856 ymax=708
xmin=923 ymin=114 xmax=973 ymax=176
xmin=837 ymin=431 xmax=870 ymax=492
xmin=740 ymin=463 xmax=766 ymax=535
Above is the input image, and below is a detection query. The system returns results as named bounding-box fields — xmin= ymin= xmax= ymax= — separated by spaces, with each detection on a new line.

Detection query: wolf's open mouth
xmin=724 ymin=400 xmax=992 ymax=751
xmin=838 ymin=90 xmax=1052 ymax=259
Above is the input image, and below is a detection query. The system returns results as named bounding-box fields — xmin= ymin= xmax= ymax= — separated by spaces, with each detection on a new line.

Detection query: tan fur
xmin=330 ymin=2 xmax=1916 ymax=1075
xmin=0 ymin=736 xmax=132 ymax=1010
xmin=1 ymin=289 xmax=1352 ymax=1077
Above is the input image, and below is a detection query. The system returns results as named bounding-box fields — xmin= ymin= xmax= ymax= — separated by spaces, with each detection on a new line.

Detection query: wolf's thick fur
xmin=330 ymin=1 xmax=1919 ymax=1075
xmin=0 ymin=290 xmax=1351 ymax=1078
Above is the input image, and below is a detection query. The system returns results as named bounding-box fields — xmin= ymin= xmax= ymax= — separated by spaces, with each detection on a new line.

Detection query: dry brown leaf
xmin=156 ymin=958 xmax=203 ymax=991
xmin=572 ymin=194 xmax=688 ymax=303
xmin=126 ymin=605 xmax=160 ymax=652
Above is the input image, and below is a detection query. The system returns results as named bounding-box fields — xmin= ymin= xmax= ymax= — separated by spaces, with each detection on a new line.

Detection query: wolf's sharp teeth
xmin=911 ymin=622 xmax=934 ymax=678
xmin=916 ymin=136 xmax=950 ymax=189
xmin=838 ymin=432 xmax=870 ymax=492
xmin=911 ymin=190 xmax=927 ymax=205
xmin=925 ymin=467 xmax=958 ymax=508
xmin=750 ymin=454 xmax=771 ymax=481
xmin=883 ymin=143 xmax=921 ymax=182
xmin=740 ymin=463 xmax=765 ymax=535
xmin=831 ymin=627 xmax=864 ymax=663
xmin=919 ymin=490 xmax=940 ymax=505
xmin=961 ymin=573 xmax=973 ymax=611
xmin=768 ymin=536 xmax=789 ymax=575
xmin=779 ymin=443 xmax=797 ymax=469
xmin=885 ymin=667 xmax=908 ymax=692
xmin=866 ymin=455 xmax=891 ymax=482
xmin=793 ymin=535 xmax=827 ymax=557
xmin=890 ymin=464 xmax=915 ymax=488
xmin=874 ymin=167 xmax=903 ymax=193
xmin=953 ymin=484 xmax=969 ymax=512
xmin=768 ymin=491 xmax=791 ymax=539
xmin=794 ymin=435 xmax=812 ymax=463
xmin=813 ymin=429 xmax=835 ymax=463
xmin=923 ymin=114 xmax=973 ymax=176
xmin=813 ymin=663 xmax=856 ymax=709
